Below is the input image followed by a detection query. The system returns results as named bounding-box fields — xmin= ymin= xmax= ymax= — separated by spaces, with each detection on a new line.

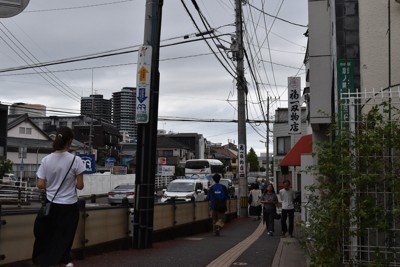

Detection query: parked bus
xmin=184 ymin=159 xmax=225 ymax=191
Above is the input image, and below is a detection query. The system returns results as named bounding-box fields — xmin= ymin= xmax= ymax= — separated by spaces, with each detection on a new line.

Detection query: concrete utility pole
xmin=266 ymin=97 xmax=270 ymax=182
xmin=133 ymin=0 xmax=163 ymax=249
xmin=235 ymin=0 xmax=248 ymax=217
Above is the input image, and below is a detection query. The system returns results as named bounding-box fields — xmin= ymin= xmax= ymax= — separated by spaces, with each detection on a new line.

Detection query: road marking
xmin=206 ymin=221 xmax=265 ymax=267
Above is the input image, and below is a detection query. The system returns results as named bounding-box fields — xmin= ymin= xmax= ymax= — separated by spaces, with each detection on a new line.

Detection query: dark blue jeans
xmin=281 ymin=208 xmax=295 ymax=235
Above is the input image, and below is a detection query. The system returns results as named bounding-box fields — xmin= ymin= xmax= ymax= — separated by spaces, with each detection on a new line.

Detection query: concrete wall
xmin=359 ymin=1 xmax=400 ymax=91
xmin=308 ymin=0 xmax=333 ymax=125
xmin=78 ymin=174 xmax=136 ymax=196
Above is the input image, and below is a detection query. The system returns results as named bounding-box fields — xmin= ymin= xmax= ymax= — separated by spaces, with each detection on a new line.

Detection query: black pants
xmin=32 ymin=202 xmax=79 ymax=267
xmin=263 ymin=205 xmax=275 ymax=232
xmin=281 ymin=208 xmax=295 ymax=235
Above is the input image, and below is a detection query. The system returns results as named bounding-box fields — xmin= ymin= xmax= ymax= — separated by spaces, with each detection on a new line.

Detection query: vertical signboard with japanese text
xmin=136 ymin=45 xmax=152 ymax=124
xmin=238 ymin=144 xmax=246 ymax=179
xmin=288 ymin=77 xmax=301 ymax=134
xmin=337 ymin=59 xmax=354 ymax=127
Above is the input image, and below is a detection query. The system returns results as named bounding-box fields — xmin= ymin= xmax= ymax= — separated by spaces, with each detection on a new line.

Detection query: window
xmin=19 ymin=127 xmax=32 ymax=135
xmin=277 ymin=136 xmax=291 ymax=155
xmin=158 ymin=150 xmax=173 ymax=157
xmin=43 ymin=122 xmax=51 ymax=131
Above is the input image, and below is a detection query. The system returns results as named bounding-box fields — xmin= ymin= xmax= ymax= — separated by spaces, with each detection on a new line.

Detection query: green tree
xmin=0 ymin=159 xmax=13 ymax=177
xmin=305 ymin=103 xmax=400 ymax=266
xmin=246 ymin=147 xmax=259 ymax=172
xmin=96 ymin=146 xmax=109 ymax=166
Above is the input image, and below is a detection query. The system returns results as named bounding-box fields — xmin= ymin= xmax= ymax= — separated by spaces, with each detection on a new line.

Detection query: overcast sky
xmin=0 ymin=0 xmax=308 ymax=156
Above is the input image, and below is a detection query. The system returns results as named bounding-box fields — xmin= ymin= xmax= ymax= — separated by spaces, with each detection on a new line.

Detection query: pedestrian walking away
xmin=208 ymin=173 xmax=229 ymax=236
xmin=279 ymin=180 xmax=296 ymax=237
xmin=261 ymin=183 xmax=278 ymax=236
xmin=248 ymin=183 xmax=262 ymax=220
xmin=32 ymin=127 xmax=86 ymax=267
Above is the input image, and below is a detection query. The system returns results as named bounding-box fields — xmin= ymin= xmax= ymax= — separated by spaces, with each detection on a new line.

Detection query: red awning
xmin=278 ymin=134 xmax=312 ymax=167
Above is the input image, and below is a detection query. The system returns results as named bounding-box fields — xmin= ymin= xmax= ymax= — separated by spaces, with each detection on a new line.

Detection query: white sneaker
xmin=66 ymin=263 xmax=74 ymax=267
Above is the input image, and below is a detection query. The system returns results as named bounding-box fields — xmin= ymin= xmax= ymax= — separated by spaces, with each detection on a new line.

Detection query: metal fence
xmin=341 ymin=87 xmax=400 ymax=265
xmin=0 ymin=184 xmax=42 ymax=206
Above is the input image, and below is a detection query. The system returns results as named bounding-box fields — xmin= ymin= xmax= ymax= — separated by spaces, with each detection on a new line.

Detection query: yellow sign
xmin=138 ymin=66 xmax=149 ymax=83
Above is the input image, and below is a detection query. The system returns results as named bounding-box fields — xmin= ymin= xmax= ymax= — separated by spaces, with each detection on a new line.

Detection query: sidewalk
xmin=72 ymin=216 xmax=308 ymax=267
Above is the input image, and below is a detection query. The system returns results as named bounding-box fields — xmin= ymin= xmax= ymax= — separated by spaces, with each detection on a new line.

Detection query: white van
xmin=161 ymin=179 xmax=206 ymax=203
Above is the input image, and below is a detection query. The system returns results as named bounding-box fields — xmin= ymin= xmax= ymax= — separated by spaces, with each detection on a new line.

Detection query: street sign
xmin=288 ymin=77 xmax=301 ymax=134
xmin=136 ymin=45 xmax=152 ymax=124
xmin=238 ymin=144 xmax=246 ymax=177
xmin=337 ymin=59 xmax=354 ymax=127
xmin=78 ymin=154 xmax=96 ymax=174
xmin=105 ymin=157 xmax=115 ymax=169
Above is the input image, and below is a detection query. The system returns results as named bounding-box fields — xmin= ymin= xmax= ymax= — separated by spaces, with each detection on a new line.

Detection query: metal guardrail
xmin=0 ymin=184 xmax=42 ymax=206
xmin=0 ymin=198 xmax=238 ymax=266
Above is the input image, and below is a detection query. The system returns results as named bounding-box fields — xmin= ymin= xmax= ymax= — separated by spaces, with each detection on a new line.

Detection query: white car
xmin=161 ymin=179 xmax=206 ymax=203
xmin=2 ymin=173 xmax=18 ymax=185
xmin=108 ymin=184 xmax=135 ymax=206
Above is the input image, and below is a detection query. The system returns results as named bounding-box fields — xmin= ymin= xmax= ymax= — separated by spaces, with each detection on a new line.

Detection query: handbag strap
xmin=50 ymin=156 xmax=76 ymax=203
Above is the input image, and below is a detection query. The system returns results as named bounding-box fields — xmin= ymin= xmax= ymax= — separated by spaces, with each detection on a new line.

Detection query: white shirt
xmin=37 ymin=152 xmax=86 ymax=204
xmin=249 ymin=189 xmax=262 ymax=206
xmin=279 ymin=188 xmax=295 ymax=210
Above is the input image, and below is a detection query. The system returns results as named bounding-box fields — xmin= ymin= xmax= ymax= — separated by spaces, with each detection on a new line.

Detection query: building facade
xmin=112 ymin=87 xmax=137 ymax=143
xmin=9 ymin=102 xmax=46 ymax=117
xmin=273 ymin=107 xmax=308 ymax=192
xmin=0 ymin=104 xmax=8 ymax=160
xmin=80 ymin=94 xmax=112 ymax=123
xmin=303 ymin=0 xmax=400 ymax=264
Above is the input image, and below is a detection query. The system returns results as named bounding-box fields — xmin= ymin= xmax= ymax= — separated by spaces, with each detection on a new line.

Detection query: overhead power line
xmin=247 ymin=3 xmax=307 ymax=28
xmin=0 ymin=52 xmax=216 ymax=77
xmin=24 ymin=0 xmax=136 ymax=13
xmin=0 ymin=34 xmax=231 ymax=73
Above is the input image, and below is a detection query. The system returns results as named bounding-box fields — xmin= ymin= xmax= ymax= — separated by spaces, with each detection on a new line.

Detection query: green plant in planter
xmin=305 ymin=103 xmax=400 ymax=266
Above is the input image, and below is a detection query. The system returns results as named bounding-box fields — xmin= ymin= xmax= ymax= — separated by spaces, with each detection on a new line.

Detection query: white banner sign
xmin=288 ymin=77 xmax=301 ymax=134
xmin=238 ymin=144 xmax=246 ymax=179
xmin=136 ymin=45 xmax=152 ymax=124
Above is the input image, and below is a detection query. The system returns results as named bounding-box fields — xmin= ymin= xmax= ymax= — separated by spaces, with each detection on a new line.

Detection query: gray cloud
xmin=0 ymin=0 xmax=308 ymax=156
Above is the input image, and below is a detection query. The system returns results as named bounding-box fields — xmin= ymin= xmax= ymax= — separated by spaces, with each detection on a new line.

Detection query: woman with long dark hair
xmin=32 ymin=127 xmax=86 ymax=267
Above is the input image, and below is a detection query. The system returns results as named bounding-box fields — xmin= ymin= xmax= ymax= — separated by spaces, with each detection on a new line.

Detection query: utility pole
xmin=235 ymin=0 xmax=248 ymax=217
xmin=88 ymin=68 xmax=94 ymax=153
xmin=133 ymin=0 xmax=163 ymax=249
xmin=266 ymin=97 xmax=270 ymax=182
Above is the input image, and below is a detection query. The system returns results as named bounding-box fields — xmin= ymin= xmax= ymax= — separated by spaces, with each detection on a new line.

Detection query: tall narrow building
xmin=80 ymin=94 xmax=112 ymax=123
xmin=112 ymin=87 xmax=137 ymax=143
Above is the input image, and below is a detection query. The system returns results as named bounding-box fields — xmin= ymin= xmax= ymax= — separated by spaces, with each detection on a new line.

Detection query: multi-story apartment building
xmin=112 ymin=87 xmax=137 ymax=143
xmin=80 ymin=94 xmax=112 ymax=123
